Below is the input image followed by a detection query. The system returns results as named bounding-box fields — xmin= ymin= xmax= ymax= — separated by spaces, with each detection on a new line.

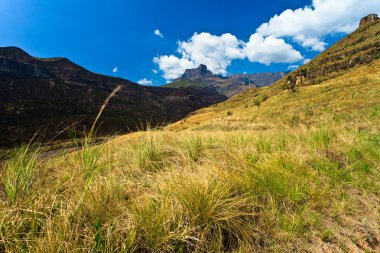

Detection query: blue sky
xmin=1 ymin=0 xmax=379 ymax=85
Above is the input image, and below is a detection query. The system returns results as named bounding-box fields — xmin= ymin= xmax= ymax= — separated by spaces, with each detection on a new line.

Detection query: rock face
xmin=359 ymin=14 xmax=379 ymax=27
xmin=181 ymin=64 xmax=213 ymax=79
xmin=166 ymin=64 xmax=286 ymax=97
xmin=0 ymin=47 xmax=227 ymax=146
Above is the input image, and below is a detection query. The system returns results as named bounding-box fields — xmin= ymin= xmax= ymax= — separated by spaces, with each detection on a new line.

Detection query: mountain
xmin=2 ymin=15 xmax=380 ymax=253
xmin=164 ymin=64 xmax=287 ymax=97
xmin=0 ymin=47 xmax=227 ymax=146
xmin=169 ymin=14 xmax=380 ymax=131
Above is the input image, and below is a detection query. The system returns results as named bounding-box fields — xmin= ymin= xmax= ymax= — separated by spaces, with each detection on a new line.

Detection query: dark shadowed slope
xmin=0 ymin=47 xmax=226 ymax=146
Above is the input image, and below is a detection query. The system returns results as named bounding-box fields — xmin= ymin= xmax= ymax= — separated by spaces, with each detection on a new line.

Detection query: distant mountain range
xmin=164 ymin=64 xmax=287 ymax=97
xmin=0 ymin=47 xmax=227 ymax=146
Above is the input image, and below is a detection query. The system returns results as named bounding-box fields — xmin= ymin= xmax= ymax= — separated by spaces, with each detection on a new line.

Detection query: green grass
xmin=163 ymin=79 xmax=208 ymax=89
xmin=3 ymin=145 xmax=41 ymax=203
xmin=0 ymin=41 xmax=380 ymax=252
xmin=2 ymin=124 xmax=379 ymax=252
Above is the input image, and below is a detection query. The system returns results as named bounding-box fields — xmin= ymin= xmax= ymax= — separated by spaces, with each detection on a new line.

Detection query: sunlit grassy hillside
xmin=169 ymin=59 xmax=380 ymax=132
xmin=1 ymin=57 xmax=379 ymax=252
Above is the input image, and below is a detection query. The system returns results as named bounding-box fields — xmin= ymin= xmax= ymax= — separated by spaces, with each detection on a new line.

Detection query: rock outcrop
xmin=359 ymin=14 xmax=379 ymax=27
xmin=180 ymin=64 xmax=213 ymax=79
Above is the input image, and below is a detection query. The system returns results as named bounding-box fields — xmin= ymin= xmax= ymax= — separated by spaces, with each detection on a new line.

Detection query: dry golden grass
xmin=0 ymin=61 xmax=380 ymax=252
xmin=1 ymin=124 xmax=379 ymax=252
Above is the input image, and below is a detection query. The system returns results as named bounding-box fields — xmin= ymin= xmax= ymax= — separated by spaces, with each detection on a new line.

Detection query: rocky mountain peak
xmin=0 ymin=46 xmax=33 ymax=62
xmin=359 ymin=14 xmax=379 ymax=27
xmin=181 ymin=64 xmax=213 ymax=79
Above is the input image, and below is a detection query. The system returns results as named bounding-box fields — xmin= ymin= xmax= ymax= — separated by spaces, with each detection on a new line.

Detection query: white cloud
xmin=154 ymin=32 xmax=303 ymax=82
xmin=154 ymin=29 xmax=164 ymax=38
xmin=154 ymin=33 xmax=250 ymax=81
xmin=152 ymin=69 xmax=158 ymax=74
xmin=177 ymin=32 xmax=245 ymax=76
xmin=287 ymin=65 xmax=299 ymax=71
xmin=294 ymin=35 xmax=327 ymax=52
xmin=243 ymin=34 xmax=303 ymax=65
xmin=257 ymin=0 xmax=380 ymax=51
xmin=303 ymin=58 xmax=311 ymax=64
xmin=112 ymin=67 xmax=118 ymax=73
xmin=153 ymin=55 xmax=195 ymax=80
xmin=137 ymin=78 xmax=153 ymax=85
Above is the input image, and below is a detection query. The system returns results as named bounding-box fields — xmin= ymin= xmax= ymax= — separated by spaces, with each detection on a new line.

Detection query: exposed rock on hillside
xmin=360 ymin=14 xmax=379 ymax=27
xmin=181 ymin=64 xmax=213 ymax=79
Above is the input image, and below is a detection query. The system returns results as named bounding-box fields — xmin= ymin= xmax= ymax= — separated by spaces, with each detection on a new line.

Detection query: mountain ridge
xmin=0 ymin=47 xmax=227 ymax=146
xmin=164 ymin=64 xmax=287 ymax=97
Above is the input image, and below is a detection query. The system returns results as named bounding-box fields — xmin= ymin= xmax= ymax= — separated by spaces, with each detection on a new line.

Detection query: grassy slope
xmin=1 ymin=25 xmax=380 ymax=252
xmin=169 ymin=59 xmax=380 ymax=131
xmin=163 ymin=79 xmax=208 ymax=89
xmin=0 ymin=60 xmax=379 ymax=252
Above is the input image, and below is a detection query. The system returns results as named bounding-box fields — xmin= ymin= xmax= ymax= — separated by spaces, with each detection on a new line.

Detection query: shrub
xmin=253 ymin=99 xmax=261 ymax=107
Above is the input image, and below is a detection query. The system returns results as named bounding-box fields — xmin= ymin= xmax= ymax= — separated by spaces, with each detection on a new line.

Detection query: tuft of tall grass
xmin=77 ymin=85 xmax=121 ymax=184
xmin=133 ymin=134 xmax=165 ymax=172
xmin=256 ymin=135 xmax=272 ymax=154
xmin=162 ymin=173 xmax=256 ymax=251
xmin=310 ymin=129 xmax=332 ymax=149
xmin=76 ymin=136 xmax=104 ymax=184
xmin=3 ymin=145 xmax=41 ymax=203
xmin=82 ymin=175 xmax=126 ymax=224
xmin=130 ymin=194 xmax=191 ymax=251
xmin=180 ymin=134 xmax=204 ymax=162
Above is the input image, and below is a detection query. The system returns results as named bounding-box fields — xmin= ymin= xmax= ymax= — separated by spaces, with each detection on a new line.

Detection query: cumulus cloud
xmin=153 ymin=55 xmax=195 ymax=80
xmin=112 ymin=67 xmax=118 ymax=73
xmin=137 ymin=78 xmax=153 ymax=85
xmin=257 ymin=0 xmax=380 ymax=51
xmin=177 ymin=32 xmax=245 ymax=76
xmin=243 ymin=34 xmax=303 ymax=65
xmin=287 ymin=65 xmax=299 ymax=71
xmin=152 ymin=69 xmax=158 ymax=74
xmin=154 ymin=32 xmax=302 ymax=81
xmin=154 ymin=29 xmax=164 ymax=38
